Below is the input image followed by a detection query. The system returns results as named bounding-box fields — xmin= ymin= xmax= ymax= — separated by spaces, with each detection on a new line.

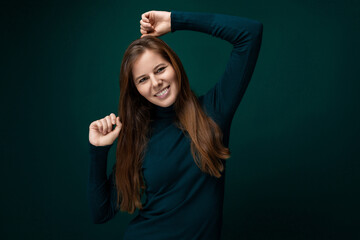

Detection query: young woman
xmin=88 ymin=10 xmax=263 ymax=240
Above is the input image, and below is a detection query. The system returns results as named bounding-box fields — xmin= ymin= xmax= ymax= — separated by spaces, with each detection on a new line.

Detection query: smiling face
xmin=132 ymin=49 xmax=179 ymax=108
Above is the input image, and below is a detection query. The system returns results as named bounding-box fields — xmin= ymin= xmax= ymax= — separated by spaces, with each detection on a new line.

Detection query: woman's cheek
xmin=138 ymin=86 xmax=147 ymax=98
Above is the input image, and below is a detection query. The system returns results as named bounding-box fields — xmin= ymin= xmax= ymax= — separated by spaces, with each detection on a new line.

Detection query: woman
xmin=88 ymin=10 xmax=263 ymax=240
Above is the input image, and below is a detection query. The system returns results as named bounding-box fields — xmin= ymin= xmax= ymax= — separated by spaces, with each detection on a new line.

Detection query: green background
xmin=2 ymin=0 xmax=359 ymax=239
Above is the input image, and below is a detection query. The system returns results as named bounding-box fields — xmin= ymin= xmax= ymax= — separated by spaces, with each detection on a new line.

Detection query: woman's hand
xmin=140 ymin=10 xmax=171 ymax=38
xmin=89 ymin=113 xmax=122 ymax=146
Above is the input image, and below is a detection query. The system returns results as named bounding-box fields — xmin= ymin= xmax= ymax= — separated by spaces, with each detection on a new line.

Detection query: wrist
xmin=167 ymin=12 xmax=171 ymax=33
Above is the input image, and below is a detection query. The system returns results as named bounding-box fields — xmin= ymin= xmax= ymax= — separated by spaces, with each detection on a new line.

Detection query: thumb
xmin=113 ymin=117 xmax=122 ymax=134
xmin=107 ymin=117 xmax=121 ymax=141
xmin=141 ymin=32 xmax=157 ymax=38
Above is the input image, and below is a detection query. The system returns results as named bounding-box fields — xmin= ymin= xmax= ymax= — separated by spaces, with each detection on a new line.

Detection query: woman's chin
xmin=151 ymin=96 xmax=176 ymax=108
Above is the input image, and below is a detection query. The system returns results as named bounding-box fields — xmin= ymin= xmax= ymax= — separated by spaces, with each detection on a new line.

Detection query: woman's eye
xmin=139 ymin=77 xmax=147 ymax=83
xmin=157 ymin=67 xmax=166 ymax=73
xmin=138 ymin=67 xmax=166 ymax=84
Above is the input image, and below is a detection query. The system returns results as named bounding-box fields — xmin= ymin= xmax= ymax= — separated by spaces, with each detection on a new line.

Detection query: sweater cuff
xmin=171 ymin=10 xmax=187 ymax=33
xmin=171 ymin=10 xmax=188 ymax=33
xmin=89 ymin=141 xmax=113 ymax=155
xmin=170 ymin=10 xmax=177 ymax=33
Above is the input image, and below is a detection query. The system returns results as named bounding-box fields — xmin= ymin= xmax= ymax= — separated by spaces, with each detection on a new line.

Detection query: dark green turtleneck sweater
xmin=88 ymin=10 xmax=263 ymax=240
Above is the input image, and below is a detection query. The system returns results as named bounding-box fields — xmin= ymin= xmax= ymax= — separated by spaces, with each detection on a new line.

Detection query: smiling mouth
xmin=154 ymin=86 xmax=170 ymax=97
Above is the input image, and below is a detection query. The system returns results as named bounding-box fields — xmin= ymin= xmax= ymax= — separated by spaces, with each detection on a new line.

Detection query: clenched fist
xmin=89 ymin=113 xmax=122 ymax=146
xmin=140 ymin=10 xmax=171 ymax=38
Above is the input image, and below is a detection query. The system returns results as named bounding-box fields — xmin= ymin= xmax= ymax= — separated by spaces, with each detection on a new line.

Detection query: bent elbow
xmin=249 ymin=21 xmax=263 ymax=40
xmin=256 ymin=22 xmax=263 ymax=38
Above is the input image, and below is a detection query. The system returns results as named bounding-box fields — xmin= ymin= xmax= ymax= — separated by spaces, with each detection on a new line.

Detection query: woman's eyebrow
xmin=135 ymin=63 xmax=166 ymax=81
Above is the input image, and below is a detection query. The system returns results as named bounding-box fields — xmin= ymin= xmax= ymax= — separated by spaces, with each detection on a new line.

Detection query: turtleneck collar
xmin=151 ymin=103 xmax=176 ymax=119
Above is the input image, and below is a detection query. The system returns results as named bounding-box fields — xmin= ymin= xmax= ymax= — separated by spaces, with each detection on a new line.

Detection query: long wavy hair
xmin=115 ymin=36 xmax=230 ymax=214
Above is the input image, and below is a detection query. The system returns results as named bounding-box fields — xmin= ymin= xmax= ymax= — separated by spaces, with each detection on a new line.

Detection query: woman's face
xmin=132 ymin=49 xmax=179 ymax=108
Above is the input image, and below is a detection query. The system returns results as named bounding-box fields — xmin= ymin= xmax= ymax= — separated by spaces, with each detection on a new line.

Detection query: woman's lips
xmin=155 ymin=86 xmax=170 ymax=98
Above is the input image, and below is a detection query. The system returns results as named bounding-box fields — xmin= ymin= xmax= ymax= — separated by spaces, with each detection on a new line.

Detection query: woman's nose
xmin=150 ymin=75 xmax=162 ymax=87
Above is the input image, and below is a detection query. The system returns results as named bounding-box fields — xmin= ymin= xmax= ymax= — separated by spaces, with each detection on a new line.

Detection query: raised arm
xmin=87 ymin=113 xmax=122 ymax=224
xmin=87 ymin=142 xmax=119 ymax=223
xmin=170 ymin=10 xmax=263 ymax=127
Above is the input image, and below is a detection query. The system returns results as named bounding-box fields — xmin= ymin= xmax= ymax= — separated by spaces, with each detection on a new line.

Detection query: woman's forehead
xmin=132 ymin=50 xmax=169 ymax=76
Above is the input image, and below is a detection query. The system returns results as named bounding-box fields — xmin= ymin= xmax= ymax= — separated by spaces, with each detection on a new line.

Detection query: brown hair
xmin=115 ymin=36 xmax=230 ymax=214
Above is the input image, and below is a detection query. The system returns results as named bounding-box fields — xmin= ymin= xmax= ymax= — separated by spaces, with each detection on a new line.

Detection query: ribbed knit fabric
xmin=88 ymin=10 xmax=263 ymax=240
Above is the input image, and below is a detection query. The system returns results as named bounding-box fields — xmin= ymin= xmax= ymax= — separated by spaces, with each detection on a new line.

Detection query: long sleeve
xmin=170 ymin=10 xmax=263 ymax=129
xmin=87 ymin=142 xmax=119 ymax=224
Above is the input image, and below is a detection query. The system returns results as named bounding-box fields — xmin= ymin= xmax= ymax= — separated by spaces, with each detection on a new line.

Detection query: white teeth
xmin=156 ymin=87 xmax=169 ymax=96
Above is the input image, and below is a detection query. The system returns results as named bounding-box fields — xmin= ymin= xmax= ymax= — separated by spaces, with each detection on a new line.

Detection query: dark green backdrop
xmin=2 ymin=0 xmax=359 ymax=239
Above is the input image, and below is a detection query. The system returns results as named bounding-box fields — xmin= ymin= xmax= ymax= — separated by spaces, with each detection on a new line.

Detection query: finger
xmin=141 ymin=12 xmax=150 ymax=22
xmin=110 ymin=113 xmax=116 ymax=125
xmin=140 ymin=19 xmax=153 ymax=29
xmin=95 ymin=120 xmax=102 ymax=133
xmin=89 ymin=120 xmax=98 ymax=130
xmin=100 ymin=118 xmax=108 ymax=135
xmin=140 ymin=24 xmax=152 ymax=32
xmin=105 ymin=116 xmax=112 ymax=133
xmin=140 ymin=29 xmax=147 ymax=35
xmin=140 ymin=25 xmax=147 ymax=31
